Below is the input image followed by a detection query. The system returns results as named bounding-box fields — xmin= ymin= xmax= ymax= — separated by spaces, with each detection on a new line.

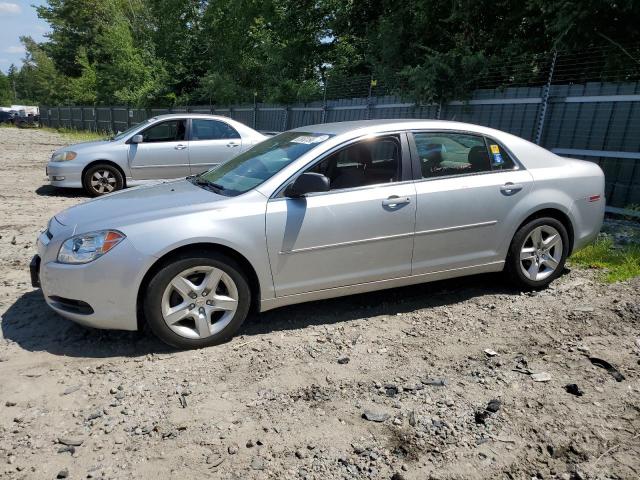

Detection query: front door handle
xmin=382 ymin=195 xmax=411 ymax=208
xmin=500 ymin=182 xmax=523 ymax=195
xmin=175 ymin=144 xmax=187 ymax=150
xmin=226 ymin=141 xmax=240 ymax=147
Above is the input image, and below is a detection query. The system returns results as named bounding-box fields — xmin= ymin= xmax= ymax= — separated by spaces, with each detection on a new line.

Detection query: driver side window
xmin=307 ymin=136 xmax=401 ymax=191
xmin=142 ymin=120 xmax=186 ymax=143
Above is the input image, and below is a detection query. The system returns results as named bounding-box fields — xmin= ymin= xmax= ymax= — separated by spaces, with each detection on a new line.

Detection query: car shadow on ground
xmin=1 ymin=290 xmax=170 ymax=358
xmin=244 ymin=272 xmax=528 ymax=337
xmin=2 ymin=271 xmax=545 ymax=358
xmin=35 ymin=185 xmax=88 ymax=198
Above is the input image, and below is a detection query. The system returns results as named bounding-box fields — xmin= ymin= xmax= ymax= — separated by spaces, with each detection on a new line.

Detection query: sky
xmin=0 ymin=1 xmax=50 ymax=73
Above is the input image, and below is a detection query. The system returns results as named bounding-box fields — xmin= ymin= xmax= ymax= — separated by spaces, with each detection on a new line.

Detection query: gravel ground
xmin=0 ymin=127 xmax=639 ymax=480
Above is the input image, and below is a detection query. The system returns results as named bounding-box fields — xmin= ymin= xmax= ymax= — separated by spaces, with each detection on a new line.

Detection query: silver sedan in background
xmin=31 ymin=120 xmax=605 ymax=349
xmin=46 ymin=114 xmax=267 ymax=196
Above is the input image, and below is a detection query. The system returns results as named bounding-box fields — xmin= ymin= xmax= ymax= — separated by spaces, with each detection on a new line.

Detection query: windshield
xmin=192 ymin=131 xmax=333 ymax=196
xmin=111 ymin=119 xmax=152 ymax=141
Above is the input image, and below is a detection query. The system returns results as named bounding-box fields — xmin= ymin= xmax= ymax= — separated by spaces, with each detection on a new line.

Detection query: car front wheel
xmin=83 ymin=164 xmax=124 ymax=196
xmin=507 ymin=217 xmax=569 ymax=289
xmin=143 ymin=251 xmax=251 ymax=349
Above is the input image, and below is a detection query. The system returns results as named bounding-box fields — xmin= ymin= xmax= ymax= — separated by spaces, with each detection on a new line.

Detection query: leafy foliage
xmin=3 ymin=0 xmax=640 ymax=106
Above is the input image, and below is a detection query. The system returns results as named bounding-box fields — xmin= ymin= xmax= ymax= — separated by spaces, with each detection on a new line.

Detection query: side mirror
xmin=130 ymin=134 xmax=143 ymax=144
xmin=284 ymin=172 xmax=330 ymax=198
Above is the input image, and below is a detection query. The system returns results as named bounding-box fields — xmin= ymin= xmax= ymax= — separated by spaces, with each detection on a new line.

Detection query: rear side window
xmin=142 ymin=120 xmax=186 ymax=143
xmin=414 ymin=132 xmax=490 ymax=178
xmin=485 ymin=141 xmax=516 ymax=170
xmin=413 ymin=132 xmax=516 ymax=178
xmin=191 ymin=119 xmax=240 ymax=140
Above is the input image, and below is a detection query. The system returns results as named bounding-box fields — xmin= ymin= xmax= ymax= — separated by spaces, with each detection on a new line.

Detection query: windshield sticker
xmin=290 ymin=134 xmax=330 ymax=144
xmin=492 ymin=153 xmax=504 ymax=165
xmin=490 ymin=144 xmax=500 ymax=154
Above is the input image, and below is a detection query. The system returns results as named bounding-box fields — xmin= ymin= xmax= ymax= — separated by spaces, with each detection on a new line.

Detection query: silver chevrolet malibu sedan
xmin=31 ymin=120 xmax=605 ymax=349
xmin=46 ymin=113 xmax=266 ymax=196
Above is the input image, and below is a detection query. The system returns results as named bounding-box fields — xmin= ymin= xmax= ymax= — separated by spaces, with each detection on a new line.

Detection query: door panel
xmin=409 ymin=130 xmax=534 ymax=274
xmin=266 ymin=183 xmax=417 ymax=297
xmin=412 ymin=169 xmax=533 ymax=274
xmin=188 ymin=119 xmax=242 ymax=174
xmin=188 ymin=140 xmax=241 ymax=174
xmin=129 ymin=119 xmax=189 ymax=180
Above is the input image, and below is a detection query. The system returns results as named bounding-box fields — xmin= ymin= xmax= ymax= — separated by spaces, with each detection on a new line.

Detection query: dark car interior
xmin=417 ymin=134 xmax=494 ymax=178
xmin=142 ymin=120 xmax=187 ymax=142
xmin=311 ymin=138 xmax=401 ymax=190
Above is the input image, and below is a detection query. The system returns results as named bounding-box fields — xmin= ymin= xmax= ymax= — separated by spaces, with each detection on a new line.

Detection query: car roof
xmin=144 ymin=113 xmax=263 ymax=136
xmin=150 ymin=113 xmax=234 ymax=121
xmin=290 ymin=119 xmax=506 ymax=136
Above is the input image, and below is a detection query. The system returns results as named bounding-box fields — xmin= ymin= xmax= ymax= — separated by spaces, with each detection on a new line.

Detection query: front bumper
xmin=46 ymin=161 xmax=84 ymax=188
xmin=35 ymin=231 xmax=154 ymax=331
xmin=30 ymin=255 xmax=41 ymax=288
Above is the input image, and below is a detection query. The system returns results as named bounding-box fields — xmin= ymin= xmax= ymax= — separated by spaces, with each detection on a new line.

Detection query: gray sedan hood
xmin=52 ymin=139 xmax=112 ymax=156
xmin=55 ymin=180 xmax=227 ymax=231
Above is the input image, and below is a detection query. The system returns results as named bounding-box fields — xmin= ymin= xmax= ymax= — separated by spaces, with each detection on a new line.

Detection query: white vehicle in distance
xmin=46 ymin=114 xmax=267 ymax=196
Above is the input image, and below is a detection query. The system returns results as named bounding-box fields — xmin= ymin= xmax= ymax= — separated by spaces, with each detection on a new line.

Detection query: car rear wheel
xmin=507 ymin=217 xmax=569 ymax=289
xmin=143 ymin=252 xmax=251 ymax=349
xmin=83 ymin=164 xmax=124 ymax=197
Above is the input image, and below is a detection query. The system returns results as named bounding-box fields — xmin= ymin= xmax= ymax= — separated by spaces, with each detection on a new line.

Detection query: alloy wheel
xmin=519 ymin=225 xmax=563 ymax=281
xmin=90 ymin=169 xmax=117 ymax=194
xmin=161 ymin=266 xmax=239 ymax=339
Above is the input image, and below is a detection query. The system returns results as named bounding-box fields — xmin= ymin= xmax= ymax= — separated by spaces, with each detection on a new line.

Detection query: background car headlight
xmin=57 ymin=230 xmax=125 ymax=264
xmin=51 ymin=151 xmax=77 ymax=162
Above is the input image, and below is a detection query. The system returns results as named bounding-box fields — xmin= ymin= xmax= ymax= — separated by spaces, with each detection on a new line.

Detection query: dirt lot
xmin=0 ymin=127 xmax=639 ymax=480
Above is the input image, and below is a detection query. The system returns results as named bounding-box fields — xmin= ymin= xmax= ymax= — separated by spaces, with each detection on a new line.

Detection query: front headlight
xmin=57 ymin=230 xmax=125 ymax=264
xmin=51 ymin=151 xmax=77 ymax=162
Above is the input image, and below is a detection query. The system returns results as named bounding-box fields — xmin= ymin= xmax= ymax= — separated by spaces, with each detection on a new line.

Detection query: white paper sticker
xmin=290 ymin=134 xmax=330 ymax=144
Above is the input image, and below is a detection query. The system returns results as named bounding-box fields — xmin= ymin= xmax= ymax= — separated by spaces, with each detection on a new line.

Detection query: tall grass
xmin=570 ymin=237 xmax=640 ymax=283
xmin=42 ymin=127 xmax=108 ymax=143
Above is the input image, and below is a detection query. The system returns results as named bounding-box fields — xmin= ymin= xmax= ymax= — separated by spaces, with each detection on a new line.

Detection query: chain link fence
xmin=40 ymin=44 xmax=640 ymax=210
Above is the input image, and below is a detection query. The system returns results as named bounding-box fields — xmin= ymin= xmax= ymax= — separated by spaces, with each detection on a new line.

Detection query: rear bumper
xmin=571 ymin=195 xmax=605 ymax=252
xmin=46 ymin=162 xmax=83 ymax=188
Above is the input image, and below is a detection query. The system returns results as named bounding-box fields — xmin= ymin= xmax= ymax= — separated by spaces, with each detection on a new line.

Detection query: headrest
xmin=468 ymin=146 xmax=491 ymax=171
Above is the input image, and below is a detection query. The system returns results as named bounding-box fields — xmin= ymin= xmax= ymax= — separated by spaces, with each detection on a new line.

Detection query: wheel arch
xmin=135 ymin=242 xmax=261 ymax=331
xmin=82 ymin=160 xmax=127 ymax=188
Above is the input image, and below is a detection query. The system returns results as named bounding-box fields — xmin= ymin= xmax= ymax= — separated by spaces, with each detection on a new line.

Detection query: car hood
xmin=54 ymin=179 xmax=229 ymax=231
xmin=52 ymin=139 xmax=113 ymax=156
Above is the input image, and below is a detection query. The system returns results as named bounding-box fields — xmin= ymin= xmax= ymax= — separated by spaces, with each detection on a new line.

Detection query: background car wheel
xmin=506 ymin=217 xmax=569 ymax=289
xmin=143 ymin=251 xmax=251 ymax=349
xmin=83 ymin=164 xmax=124 ymax=197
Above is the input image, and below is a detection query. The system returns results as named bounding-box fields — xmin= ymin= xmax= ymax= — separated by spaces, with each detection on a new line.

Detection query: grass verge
xmin=570 ymin=237 xmax=640 ymax=283
xmin=42 ymin=127 xmax=108 ymax=143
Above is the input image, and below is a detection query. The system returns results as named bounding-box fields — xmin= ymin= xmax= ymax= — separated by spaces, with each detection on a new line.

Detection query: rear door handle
xmin=500 ymin=182 xmax=523 ymax=195
xmin=382 ymin=195 xmax=411 ymax=208
xmin=175 ymin=144 xmax=187 ymax=150
xmin=227 ymin=141 xmax=240 ymax=147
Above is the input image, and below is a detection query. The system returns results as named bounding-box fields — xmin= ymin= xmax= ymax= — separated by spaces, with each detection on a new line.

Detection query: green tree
xmin=68 ymin=48 xmax=97 ymax=104
xmin=15 ymin=36 xmax=68 ymax=104
xmin=22 ymin=0 xmax=640 ymax=107
xmin=0 ymin=71 xmax=12 ymax=105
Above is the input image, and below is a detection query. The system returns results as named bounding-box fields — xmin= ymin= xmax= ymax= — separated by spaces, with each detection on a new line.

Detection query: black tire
xmin=82 ymin=163 xmax=124 ymax=197
xmin=506 ymin=217 xmax=569 ymax=289
xmin=143 ymin=251 xmax=251 ymax=349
